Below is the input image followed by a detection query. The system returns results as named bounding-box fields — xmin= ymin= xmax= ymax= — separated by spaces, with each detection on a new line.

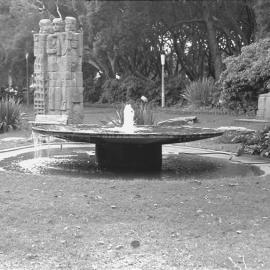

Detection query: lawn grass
xmin=0 ymin=172 xmax=269 ymax=269
xmin=0 ymin=105 xmax=269 ymax=269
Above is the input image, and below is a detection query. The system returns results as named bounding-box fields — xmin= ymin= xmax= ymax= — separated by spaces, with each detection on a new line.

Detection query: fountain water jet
xmin=32 ymin=104 xmax=224 ymax=171
xmin=122 ymin=103 xmax=135 ymax=132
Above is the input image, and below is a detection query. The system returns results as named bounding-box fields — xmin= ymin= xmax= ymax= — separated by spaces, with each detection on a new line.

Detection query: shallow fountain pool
xmin=0 ymin=143 xmax=263 ymax=180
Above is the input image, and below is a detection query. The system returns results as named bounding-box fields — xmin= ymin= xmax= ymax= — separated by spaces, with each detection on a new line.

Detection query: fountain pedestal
xmin=32 ymin=124 xmax=224 ymax=172
xmin=96 ymin=143 xmax=162 ymax=171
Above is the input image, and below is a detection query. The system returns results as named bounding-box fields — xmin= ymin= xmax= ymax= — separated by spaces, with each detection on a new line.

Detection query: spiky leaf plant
xmin=100 ymin=100 xmax=155 ymax=126
xmin=100 ymin=103 xmax=125 ymax=126
xmin=0 ymin=98 xmax=22 ymax=133
xmin=182 ymin=77 xmax=216 ymax=107
xmin=133 ymin=101 xmax=155 ymax=126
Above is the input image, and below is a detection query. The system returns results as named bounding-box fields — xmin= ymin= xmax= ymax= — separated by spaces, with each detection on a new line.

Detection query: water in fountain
xmin=32 ymin=131 xmax=43 ymax=158
xmin=108 ymin=104 xmax=148 ymax=133
xmin=122 ymin=104 xmax=135 ymax=132
xmin=32 ymin=131 xmax=56 ymax=158
xmin=16 ymin=131 xmax=75 ymax=174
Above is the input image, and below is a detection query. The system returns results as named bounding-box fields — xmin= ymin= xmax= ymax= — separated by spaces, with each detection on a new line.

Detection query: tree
xmin=253 ymin=0 xmax=270 ymax=40
xmin=0 ymin=0 xmax=41 ymax=87
xmin=0 ymin=0 xmax=257 ymax=104
xmin=150 ymin=0 xmax=254 ymax=80
xmin=202 ymin=0 xmax=222 ymax=79
xmin=219 ymin=38 xmax=270 ymax=112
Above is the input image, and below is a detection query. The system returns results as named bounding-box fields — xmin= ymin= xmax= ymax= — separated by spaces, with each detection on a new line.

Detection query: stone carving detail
xmin=65 ymin=17 xmax=77 ymax=32
xmin=33 ymin=17 xmax=84 ymax=123
xmin=52 ymin=18 xmax=65 ymax=33
xmin=39 ymin=19 xmax=54 ymax=34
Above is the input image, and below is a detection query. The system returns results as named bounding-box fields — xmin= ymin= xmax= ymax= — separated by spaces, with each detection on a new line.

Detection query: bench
xmin=30 ymin=114 xmax=68 ymax=126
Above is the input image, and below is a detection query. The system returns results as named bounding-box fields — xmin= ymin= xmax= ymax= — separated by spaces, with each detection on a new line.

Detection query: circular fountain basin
xmin=32 ymin=124 xmax=223 ymax=144
xmin=0 ymin=144 xmax=263 ymax=179
xmin=32 ymin=124 xmax=223 ymax=171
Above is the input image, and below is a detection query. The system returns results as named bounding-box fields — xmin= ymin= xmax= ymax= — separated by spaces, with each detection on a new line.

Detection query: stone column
xmin=33 ymin=19 xmax=52 ymax=115
xmin=257 ymin=93 xmax=270 ymax=120
xmin=64 ymin=17 xmax=84 ymax=124
xmin=33 ymin=17 xmax=84 ymax=124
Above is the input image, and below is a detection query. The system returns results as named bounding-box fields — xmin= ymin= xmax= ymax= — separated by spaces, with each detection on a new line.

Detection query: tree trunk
xmin=107 ymin=54 xmax=116 ymax=76
xmin=253 ymin=0 xmax=270 ymax=40
xmin=202 ymin=1 xmax=222 ymax=80
xmin=172 ymin=34 xmax=197 ymax=81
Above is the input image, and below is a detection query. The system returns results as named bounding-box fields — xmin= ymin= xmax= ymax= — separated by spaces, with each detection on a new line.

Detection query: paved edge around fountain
xmin=164 ymin=144 xmax=270 ymax=176
xmin=0 ymin=142 xmax=269 ymax=176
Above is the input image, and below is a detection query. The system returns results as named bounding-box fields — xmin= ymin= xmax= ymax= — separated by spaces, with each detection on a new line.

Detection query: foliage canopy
xmin=219 ymin=38 xmax=270 ymax=113
xmin=2 ymin=0 xmax=270 ymax=109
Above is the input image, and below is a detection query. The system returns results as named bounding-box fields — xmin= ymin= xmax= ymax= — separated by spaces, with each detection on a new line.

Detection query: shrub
xmin=99 ymin=75 xmax=185 ymax=106
xmin=133 ymin=101 xmax=155 ymax=125
xmin=219 ymin=38 xmax=270 ymax=113
xmin=182 ymin=77 xmax=216 ymax=107
xmin=162 ymin=76 xmax=186 ymax=106
xmin=100 ymin=103 xmax=125 ymax=126
xmin=145 ymin=76 xmax=186 ymax=106
xmin=99 ymin=75 xmax=152 ymax=104
xmin=83 ymin=77 xmax=102 ymax=103
xmin=99 ymin=79 xmax=122 ymax=103
xmin=235 ymin=126 xmax=270 ymax=157
xmin=119 ymin=75 xmax=149 ymax=101
xmin=100 ymin=99 xmax=155 ymax=126
xmin=0 ymin=98 xmax=22 ymax=133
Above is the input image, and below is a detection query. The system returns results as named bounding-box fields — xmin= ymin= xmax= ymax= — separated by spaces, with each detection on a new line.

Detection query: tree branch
xmin=56 ymin=0 xmax=62 ymax=19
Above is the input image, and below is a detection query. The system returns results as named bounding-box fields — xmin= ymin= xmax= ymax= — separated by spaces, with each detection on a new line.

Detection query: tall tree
xmin=202 ymin=0 xmax=222 ymax=79
xmin=253 ymin=0 xmax=270 ymax=40
xmin=0 ymin=0 xmax=41 ymax=87
xmin=0 ymin=0 xmax=256 ymax=91
xmin=151 ymin=0 xmax=254 ymax=80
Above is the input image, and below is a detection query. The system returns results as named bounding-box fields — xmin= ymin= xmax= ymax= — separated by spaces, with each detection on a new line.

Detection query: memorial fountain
xmin=0 ymin=17 xmax=264 ymax=180
xmin=31 ymin=17 xmax=223 ymax=172
xmin=32 ymin=104 xmax=224 ymax=171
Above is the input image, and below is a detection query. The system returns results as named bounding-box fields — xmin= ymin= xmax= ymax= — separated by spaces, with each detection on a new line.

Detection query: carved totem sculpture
xmin=33 ymin=17 xmax=84 ymax=123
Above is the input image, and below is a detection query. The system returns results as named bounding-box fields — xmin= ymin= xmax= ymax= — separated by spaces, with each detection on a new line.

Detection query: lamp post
xmin=160 ymin=52 xmax=165 ymax=108
xmin=25 ymin=52 xmax=29 ymax=106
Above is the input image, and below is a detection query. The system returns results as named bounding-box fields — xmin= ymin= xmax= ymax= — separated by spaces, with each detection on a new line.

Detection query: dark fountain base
xmin=32 ymin=124 xmax=223 ymax=172
xmin=96 ymin=143 xmax=162 ymax=171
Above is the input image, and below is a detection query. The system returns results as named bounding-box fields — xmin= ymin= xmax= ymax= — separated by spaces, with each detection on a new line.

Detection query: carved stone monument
xmin=257 ymin=93 xmax=270 ymax=120
xmin=33 ymin=17 xmax=84 ymax=123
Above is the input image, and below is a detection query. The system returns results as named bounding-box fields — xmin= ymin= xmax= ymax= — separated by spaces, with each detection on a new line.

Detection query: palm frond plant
xmin=100 ymin=98 xmax=155 ymax=126
xmin=133 ymin=99 xmax=155 ymax=126
xmin=100 ymin=103 xmax=125 ymax=126
xmin=182 ymin=77 xmax=216 ymax=107
xmin=0 ymin=98 xmax=22 ymax=133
